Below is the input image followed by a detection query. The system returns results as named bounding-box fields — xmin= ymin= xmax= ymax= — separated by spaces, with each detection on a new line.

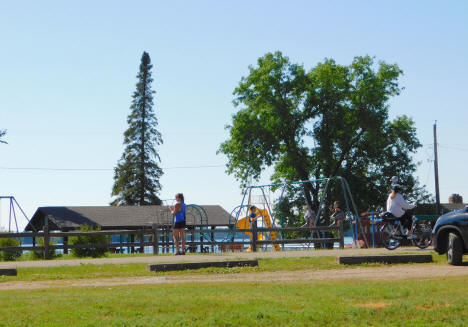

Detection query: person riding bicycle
xmin=386 ymin=183 xmax=416 ymax=237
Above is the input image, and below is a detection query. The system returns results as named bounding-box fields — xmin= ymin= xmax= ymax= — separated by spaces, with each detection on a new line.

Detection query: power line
xmin=422 ymin=143 xmax=468 ymax=152
xmin=0 ymin=167 xmax=112 ymax=171
xmin=438 ymin=144 xmax=468 ymax=152
xmin=0 ymin=164 xmax=225 ymax=171
xmin=163 ymin=165 xmax=225 ymax=170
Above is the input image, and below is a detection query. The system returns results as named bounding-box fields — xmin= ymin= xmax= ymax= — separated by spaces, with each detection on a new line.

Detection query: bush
xmin=0 ymin=238 xmax=22 ymax=261
xmin=32 ymin=237 xmax=60 ymax=260
xmin=70 ymin=225 xmax=108 ymax=258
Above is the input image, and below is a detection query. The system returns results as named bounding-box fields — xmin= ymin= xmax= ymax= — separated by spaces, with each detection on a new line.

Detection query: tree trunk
xmin=139 ymin=63 xmax=148 ymax=205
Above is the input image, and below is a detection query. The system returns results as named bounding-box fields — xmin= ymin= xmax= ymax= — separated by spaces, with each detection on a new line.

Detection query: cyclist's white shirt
xmin=386 ymin=193 xmax=416 ymax=218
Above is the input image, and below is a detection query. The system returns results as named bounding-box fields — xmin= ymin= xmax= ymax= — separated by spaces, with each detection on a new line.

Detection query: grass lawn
xmin=16 ymin=252 xmax=160 ymax=261
xmin=0 ymin=275 xmax=467 ymax=326
xmin=0 ymin=253 xmax=448 ymax=282
xmin=0 ymin=254 xmax=465 ymax=326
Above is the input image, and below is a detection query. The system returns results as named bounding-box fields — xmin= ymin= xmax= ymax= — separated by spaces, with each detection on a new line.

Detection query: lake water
xmin=16 ymin=235 xmax=355 ymax=255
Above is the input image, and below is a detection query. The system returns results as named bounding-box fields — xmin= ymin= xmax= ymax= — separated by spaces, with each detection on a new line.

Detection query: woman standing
xmin=170 ymin=193 xmax=186 ymax=255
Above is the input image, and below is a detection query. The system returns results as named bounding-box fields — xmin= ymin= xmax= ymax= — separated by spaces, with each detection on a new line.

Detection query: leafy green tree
xmin=0 ymin=130 xmax=7 ymax=144
xmin=219 ymin=52 xmax=428 ymax=225
xmin=111 ymin=52 xmax=163 ymax=206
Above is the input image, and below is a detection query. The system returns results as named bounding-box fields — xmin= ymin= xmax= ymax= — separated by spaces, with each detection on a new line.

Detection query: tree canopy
xmin=111 ymin=52 xmax=163 ymax=206
xmin=219 ymin=52 xmax=428 ymax=224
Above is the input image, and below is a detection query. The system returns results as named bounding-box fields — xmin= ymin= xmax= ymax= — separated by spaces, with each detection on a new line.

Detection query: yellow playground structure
xmin=235 ymin=207 xmax=281 ymax=252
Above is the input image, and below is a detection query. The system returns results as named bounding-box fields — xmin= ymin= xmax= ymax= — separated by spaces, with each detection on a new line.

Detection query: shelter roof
xmin=24 ymin=205 xmax=231 ymax=231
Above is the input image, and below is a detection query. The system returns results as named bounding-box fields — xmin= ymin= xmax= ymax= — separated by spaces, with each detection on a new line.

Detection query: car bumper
xmin=432 ymin=233 xmax=442 ymax=254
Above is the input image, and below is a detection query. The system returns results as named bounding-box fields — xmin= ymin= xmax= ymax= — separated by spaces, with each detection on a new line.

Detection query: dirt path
xmin=1 ymin=264 xmax=468 ymax=290
xmin=1 ymin=247 xmax=467 ymax=290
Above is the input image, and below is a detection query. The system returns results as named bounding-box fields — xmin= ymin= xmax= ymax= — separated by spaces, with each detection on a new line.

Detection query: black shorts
xmin=174 ymin=221 xmax=186 ymax=229
xmin=400 ymin=211 xmax=412 ymax=229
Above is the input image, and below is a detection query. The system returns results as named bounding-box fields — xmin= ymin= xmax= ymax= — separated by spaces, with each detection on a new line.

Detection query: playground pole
xmin=340 ymin=177 xmax=352 ymax=220
xmin=341 ymin=177 xmax=369 ymax=248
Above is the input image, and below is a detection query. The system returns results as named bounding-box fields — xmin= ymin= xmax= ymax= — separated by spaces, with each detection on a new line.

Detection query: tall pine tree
xmin=111 ymin=52 xmax=163 ymax=206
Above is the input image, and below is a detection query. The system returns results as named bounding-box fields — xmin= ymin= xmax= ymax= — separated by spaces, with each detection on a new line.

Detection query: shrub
xmin=32 ymin=237 xmax=60 ymax=260
xmin=0 ymin=238 xmax=22 ymax=261
xmin=70 ymin=225 xmax=108 ymax=258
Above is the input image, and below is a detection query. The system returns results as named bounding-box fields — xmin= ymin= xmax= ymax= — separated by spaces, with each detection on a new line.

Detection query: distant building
xmin=448 ymin=193 xmax=463 ymax=204
xmin=415 ymin=194 xmax=466 ymax=215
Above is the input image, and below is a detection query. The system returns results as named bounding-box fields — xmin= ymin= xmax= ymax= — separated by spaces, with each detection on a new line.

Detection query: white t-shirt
xmin=386 ymin=193 xmax=416 ymax=218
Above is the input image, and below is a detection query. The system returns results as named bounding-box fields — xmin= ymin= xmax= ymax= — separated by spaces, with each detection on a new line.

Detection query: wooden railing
xmin=0 ymin=222 xmax=344 ymax=259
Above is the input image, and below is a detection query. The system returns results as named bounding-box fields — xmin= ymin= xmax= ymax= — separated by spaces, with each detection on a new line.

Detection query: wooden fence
xmin=0 ymin=222 xmax=344 ymax=259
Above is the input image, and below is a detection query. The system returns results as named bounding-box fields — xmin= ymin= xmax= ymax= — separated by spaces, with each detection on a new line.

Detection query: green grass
xmin=0 ymin=275 xmax=467 ymax=326
xmin=13 ymin=247 xmax=439 ymax=261
xmin=1 ymin=263 xmax=151 ymax=281
xmin=0 ymin=253 xmax=448 ymax=282
xmin=16 ymin=251 xmax=160 ymax=261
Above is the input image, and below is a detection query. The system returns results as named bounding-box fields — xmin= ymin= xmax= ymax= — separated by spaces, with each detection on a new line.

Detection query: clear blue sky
xmin=1 ymin=1 xmax=467 ymax=229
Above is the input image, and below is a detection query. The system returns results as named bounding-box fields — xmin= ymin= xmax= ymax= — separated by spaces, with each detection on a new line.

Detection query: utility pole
xmin=433 ymin=121 xmax=441 ymax=215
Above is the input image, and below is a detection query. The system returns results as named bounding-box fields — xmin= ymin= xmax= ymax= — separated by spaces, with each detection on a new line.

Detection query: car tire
xmin=447 ymin=232 xmax=463 ymax=266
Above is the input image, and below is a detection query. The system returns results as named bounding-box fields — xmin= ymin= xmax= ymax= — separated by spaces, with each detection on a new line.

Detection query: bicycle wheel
xmin=412 ymin=220 xmax=432 ymax=249
xmin=380 ymin=223 xmax=400 ymax=250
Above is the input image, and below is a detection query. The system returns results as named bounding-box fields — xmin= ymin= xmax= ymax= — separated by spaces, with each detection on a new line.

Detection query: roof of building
xmin=24 ymin=205 xmax=232 ymax=231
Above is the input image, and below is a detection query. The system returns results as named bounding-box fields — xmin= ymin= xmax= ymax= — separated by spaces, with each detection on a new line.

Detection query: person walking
xmin=171 ymin=193 xmax=186 ymax=255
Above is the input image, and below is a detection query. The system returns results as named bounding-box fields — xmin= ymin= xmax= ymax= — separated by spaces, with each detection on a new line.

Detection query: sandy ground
xmin=1 ymin=247 xmax=467 ymax=290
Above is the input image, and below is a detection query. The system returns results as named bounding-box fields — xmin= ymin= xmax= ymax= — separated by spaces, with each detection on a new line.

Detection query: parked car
xmin=432 ymin=206 xmax=468 ymax=265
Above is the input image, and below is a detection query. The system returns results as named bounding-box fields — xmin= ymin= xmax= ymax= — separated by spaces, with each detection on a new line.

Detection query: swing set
xmin=228 ymin=176 xmax=368 ymax=250
xmin=0 ymin=196 xmax=36 ymax=233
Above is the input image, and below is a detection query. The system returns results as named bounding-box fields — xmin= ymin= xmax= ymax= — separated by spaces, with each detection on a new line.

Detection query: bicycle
xmin=379 ymin=212 xmax=432 ymax=250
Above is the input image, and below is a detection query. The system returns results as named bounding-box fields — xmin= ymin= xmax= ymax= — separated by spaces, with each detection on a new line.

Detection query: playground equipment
xmin=228 ymin=188 xmax=283 ymax=251
xmin=155 ymin=202 xmax=214 ymax=252
xmin=235 ymin=217 xmax=265 ymax=251
xmin=235 ymin=206 xmax=280 ymax=251
xmin=0 ymin=196 xmax=35 ymax=233
xmin=314 ymin=176 xmax=368 ymax=248
xmin=229 ymin=176 xmax=369 ymax=249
